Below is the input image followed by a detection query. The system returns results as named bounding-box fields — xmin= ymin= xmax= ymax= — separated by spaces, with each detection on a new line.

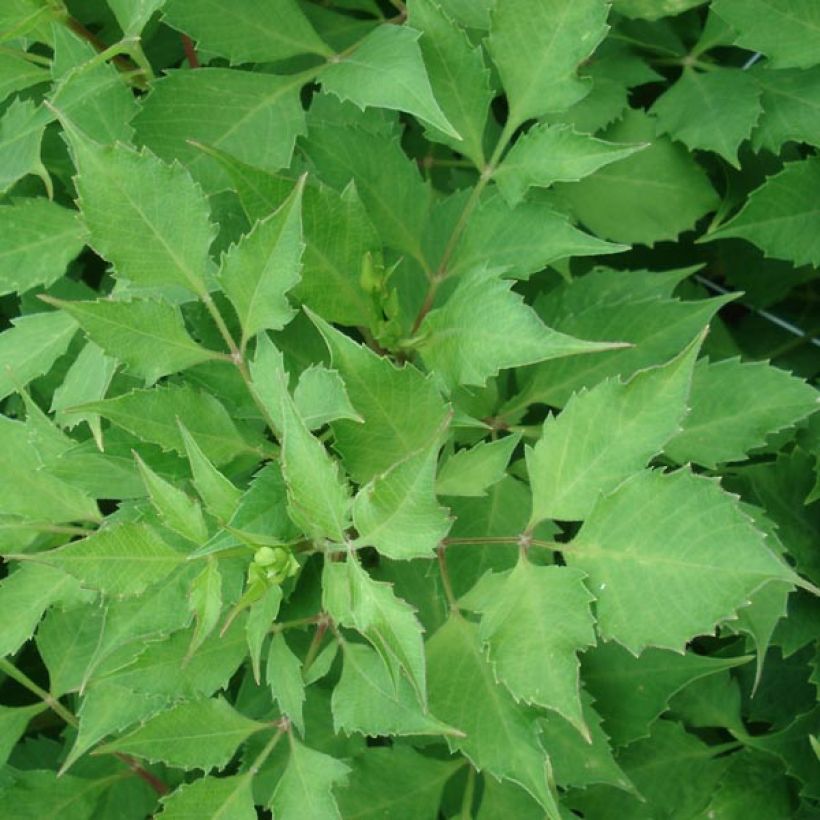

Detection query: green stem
xmin=437 ymin=545 xmax=458 ymax=611
xmin=301 ymin=620 xmax=330 ymax=678
xmin=247 ymin=727 xmax=286 ymax=775
xmin=460 ymin=765 xmax=476 ymax=819
xmin=0 ymin=659 xmax=168 ymax=795
xmin=443 ymin=535 xmax=576 ymax=553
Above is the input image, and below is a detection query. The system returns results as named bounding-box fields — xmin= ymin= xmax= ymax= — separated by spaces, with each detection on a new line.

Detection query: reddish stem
xmin=181 ymin=35 xmax=200 ymax=68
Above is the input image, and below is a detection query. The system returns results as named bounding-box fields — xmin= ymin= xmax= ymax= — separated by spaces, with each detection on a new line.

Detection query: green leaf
xmin=163 ymin=0 xmax=332 ymax=63
xmin=246 ymin=585 xmax=282 ymax=684
xmin=178 ymin=421 xmax=241 ymax=522
xmin=270 ymin=737 xmax=350 ymax=819
xmin=526 ymin=332 xmax=702 ymax=524
xmin=495 ymin=124 xmax=646 ymax=206
xmin=448 ymin=190 xmax=628 ymax=279
xmin=0 ymin=769 xmax=120 ymax=820
xmin=581 ymin=640 xmax=753 ymax=745
xmin=79 ymin=383 xmax=256 ymax=466
xmin=665 ymin=357 xmax=819 ymax=468
xmin=0 ymin=98 xmax=49 ymax=195
xmin=353 ymin=438 xmax=451 ymax=560
xmin=407 ymin=0 xmax=492 ymax=166
xmin=266 ymin=633 xmax=305 ymax=734
xmin=487 ymin=0 xmax=610 ymax=129
xmin=613 ymin=0 xmax=706 ymax=19
xmin=97 ymin=697 xmax=265 ymax=770
xmin=707 ymin=157 xmax=820 ymax=267
xmin=324 ymin=560 xmax=427 ymax=703
xmin=309 ymin=309 xmax=449 ymax=483
xmin=539 ymin=693 xmax=634 ymax=792
xmin=558 ymin=109 xmax=719 ymax=246
xmin=652 ymin=68 xmax=762 ymax=167
xmin=336 ymin=746 xmax=460 ymax=820
xmin=0 ymin=415 xmax=99 ymax=524
xmin=477 ymin=559 xmax=596 ymax=735
xmin=67 ymin=127 xmax=217 ymax=298
xmin=158 ymin=775 xmax=255 ymax=820
xmin=0 ymin=48 xmax=48 ymax=105
xmin=332 ymin=642 xmax=456 ymax=737
xmin=0 ymin=198 xmax=86 ymax=297
xmin=427 ymin=614 xmax=561 ymax=819
xmin=0 ymin=703 xmax=46 ymax=767
xmin=32 ymin=522 xmax=185 ymax=598
xmin=0 ymin=311 xmax=78 ymax=402
xmin=293 ymin=365 xmax=362 ymax=430
xmin=751 ymin=66 xmax=820 ymax=152
xmin=436 ymin=434 xmax=520 ymax=497
xmin=712 ymin=0 xmax=820 ymax=69
xmin=219 ymin=177 xmax=304 ymax=346
xmin=279 ymin=369 xmax=352 ymax=542
xmin=0 ymin=563 xmax=88 ymax=658
xmin=418 ymin=266 xmax=619 ymax=389
xmin=567 ymin=468 xmax=800 ymax=653
xmin=135 ymin=68 xmax=307 ymax=193
xmin=106 ymin=0 xmax=164 ymax=35
xmin=321 ymin=25 xmax=459 ymax=140
xmin=42 ymin=297 xmax=221 ymax=385
xmin=187 ymin=559 xmax=223 ymax=658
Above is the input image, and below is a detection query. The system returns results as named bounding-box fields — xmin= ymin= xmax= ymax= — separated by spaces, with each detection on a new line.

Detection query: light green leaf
xmin=0 ymin=48 xmax=48 ymax=105
xmin=665 ymin=357 xmax=819 ymax=468
xmin=427 ymin=614 xmax=560 ymax=818
xmin=51 ymin=341 xmax=116 ymax=448
xmin=0 ymin=415 xmax=99 ymax=524
xmin=246 ymin=585 xmax=282 ymax=684
xmin=323 ymin=560 xmax=427 ymax=703
xmin=652 ymin=68 xmax=763 ymax=167
xmin=219 ymin=177 xmax=304 ymax=346
xmin=407 ymin=0 xmax=492 ymax=166
xmin=32 ymin=522 xmax=185 ymax=598
xmin=0 ymin=97 xmax=49 ymax=194
xmin=0 ymin=703 xmax=46 ymax=767
xmin=436 ymin=433 xmax=520 ymax=497
xmin=353 ymin=438 xmax=451 ymax=560
xmin=751 ymin=66 xmax=820 ymax=152
xmin=495 ymin=123 xmax=646 ymax=206
xmin=478 ymin=559 xmax=596 ymax=735
xmin=280 ymin=371 xmax=352 ymax=542
xmin=567 ymin=468 xmax=801 ymax=653
xmin=97 ymin=697 xmax=265 ymax=769
xmin=418 ymin=266 xmax=620 ymax=389
xmin=581 ymin=641 xmax=753 ymax=745
xmin=0 ymin=311 xmax=78 ymax=403
xmin=187 ymin=560 xmax=223 ymax=658
xmin=527 ymin=332 xmax=702 ymax=524
xmin=134 ymin=68 xmax=307 ymax=192
xmin=336 ymin=746 xmax=460 ymax=820
xmin=448 ymin=189 xmax=627 ymax=280
xmin=613 ymin=0 xmax=706 ymax=19
xmin=178 ymin=421 xmax=241 ymax=522
xmin=0 ymin=198 xmax=86 ymax=297
xmin=712 ymin=0 xmax=820 ymax=69
xmin=558 ymin=109 xmax=718 ymax=246
xmin=67 ymin=127 xmax=217 ymax=297
xmin=510 ymin=291 xmax=732 ymax=412
xmin=309 ymin=308 xmax=449 ymax=483
xmin=487 ymin=0 xmax=610 ymax=128
xmin=0 ymin=563 xmax=88 ymax=659
xmin=293 ymin=364 xmax=362 ymax=430
xmin=270 ymin=737 xmax=350 ymax=819
xmin=321 ymin=25 xmax=459 ymax=140
xmin=266 ymin=633 xmax=305 ymax=734
xmin=106 ymin=0 xmax=164 ymax=35
xmin=163 ymin=0 xmax=332 ymax=63
xmin=43 ymin=296 xmax=220 ymax=385
xmin=332 ymin=642 xmax=455 ymax=737
xmin=158 ymin=775 xmax=255 ymax=820
xmin=707 ymin=157 xmax=820 ymax=267
xmin=79 ymin=383 xmax=256 ymax=466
